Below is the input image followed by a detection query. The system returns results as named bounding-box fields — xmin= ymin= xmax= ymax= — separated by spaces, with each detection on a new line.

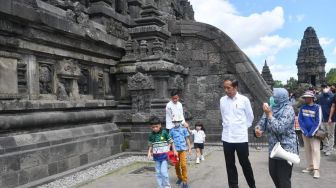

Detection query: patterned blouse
xmin=257 ymin=105 xmax=298 ymax=156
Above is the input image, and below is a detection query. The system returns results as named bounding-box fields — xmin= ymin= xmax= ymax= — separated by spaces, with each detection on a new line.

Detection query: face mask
xmin=269 ymin=96 xmax=276 ymax=108
xmin=323 ymin=88 xmax=330 ymax=93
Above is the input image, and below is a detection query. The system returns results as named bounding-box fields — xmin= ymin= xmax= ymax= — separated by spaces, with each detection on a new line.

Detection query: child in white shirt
xmin=188 ymin=122 xmax=206 ymax=164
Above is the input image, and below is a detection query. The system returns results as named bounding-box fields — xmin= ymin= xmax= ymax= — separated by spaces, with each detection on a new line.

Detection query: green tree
xmin=326 ymin=68 xmax=336 ymax=84
xmin=285 ymin=77 xmax=298 ymax=93
xmin=273 ymin=80 xmax=284 ymax=87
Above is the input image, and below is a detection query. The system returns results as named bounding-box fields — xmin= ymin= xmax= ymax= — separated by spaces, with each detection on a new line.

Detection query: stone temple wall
xmin=0 ymin=0 xmax=127 ymax=187
xmin=0 ymin=1 xmax=271 ymax=187
xmin=169 ymin=21 xmax=272 ymax=141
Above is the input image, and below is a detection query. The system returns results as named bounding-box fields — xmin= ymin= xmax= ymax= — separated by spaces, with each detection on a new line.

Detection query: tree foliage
xmin=273 ymin=80 xmax=284 ymax=88
xmin=285 ymin=77 xmax=298 ymax=93
xmin=326 ymin=68 xmax=336 ymax=85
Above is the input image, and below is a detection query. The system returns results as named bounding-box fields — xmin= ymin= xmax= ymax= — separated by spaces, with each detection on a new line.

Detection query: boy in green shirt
xmin=148 ymin=116 xmax=177 ymax=188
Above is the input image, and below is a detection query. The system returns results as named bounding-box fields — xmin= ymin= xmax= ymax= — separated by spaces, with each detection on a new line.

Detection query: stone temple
xmin=296 ymin=26 xmax=326 ymax=86
xmin=0 ymin=0 xmax=271 ymax=187
xmin=261 ymin=60 xmax=274 ymax=89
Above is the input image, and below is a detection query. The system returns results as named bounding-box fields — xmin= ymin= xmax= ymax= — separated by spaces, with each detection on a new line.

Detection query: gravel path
xmin=38 ymin=146 xmax=222 ymax=188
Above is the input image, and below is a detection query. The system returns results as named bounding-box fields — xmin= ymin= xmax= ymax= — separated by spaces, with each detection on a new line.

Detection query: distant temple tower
xmin=296 ymin=26 xmax=326 ymax=86
xmin=261 ymin=60 xmax=274 ymax=88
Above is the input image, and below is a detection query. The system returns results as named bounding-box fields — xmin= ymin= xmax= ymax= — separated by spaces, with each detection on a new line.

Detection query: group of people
xmin=147 ymin=78 xmax=336 ymax=188
xmin=147 ymin=90 xmax=206 ymax=188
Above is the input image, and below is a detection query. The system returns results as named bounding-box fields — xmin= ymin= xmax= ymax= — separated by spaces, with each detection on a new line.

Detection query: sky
xmin=189 ymin=0 xmax=336 ymax=84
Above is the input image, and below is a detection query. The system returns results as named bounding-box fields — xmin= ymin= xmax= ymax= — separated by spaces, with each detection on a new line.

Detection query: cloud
xmin=319 ymin=37 xmax=334 ymax=46
xmin=296 ymin=14 xmax=305 ymax=22
xmin=244 ymin=35 xmax=298 ymax=58
xmin=190 ymin=0 xmax=285 ymax=48
xmin=269 ymin=64 xmax=298 ymax=83
xmin=190 ymin=0 xmax=298 ymax=83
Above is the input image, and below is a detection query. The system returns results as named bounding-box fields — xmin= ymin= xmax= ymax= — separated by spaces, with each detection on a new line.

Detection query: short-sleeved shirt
xmin=332 ymin=95 xmax=336 ymax=122
xmin=318 ymin=92 xmax=334 ymax=122
xmin=191 ymin=130 xmax=206 ymax=143
xmin=148 ymin=129 xmax=172 ymax=161
xmin=169 ymin=125 xmax=189 ymax=151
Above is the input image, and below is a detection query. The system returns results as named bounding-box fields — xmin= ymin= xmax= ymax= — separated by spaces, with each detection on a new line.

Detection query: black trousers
xmin=223 ymin=141 xmax=256 ymax=188
xmin=269 ymin=158 xmax=293 ymax=188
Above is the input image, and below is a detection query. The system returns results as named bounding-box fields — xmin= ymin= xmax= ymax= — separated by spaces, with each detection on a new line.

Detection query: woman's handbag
xmin=314 ymin=129 xmax=328 ymax=140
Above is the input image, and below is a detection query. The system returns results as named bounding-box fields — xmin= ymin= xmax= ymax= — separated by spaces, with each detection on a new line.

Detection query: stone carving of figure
xmin=57 ymin=82 xmax=69 ymax=100
xmin=39 ymin=65 xmax=53 ymax=94
xmin=136 ymin=95 xmax=144 ymax=112
xmin=128 ymin=72 xmax=153 ymax=90
xmin=115 ymin=0 xmax=128 ymax=15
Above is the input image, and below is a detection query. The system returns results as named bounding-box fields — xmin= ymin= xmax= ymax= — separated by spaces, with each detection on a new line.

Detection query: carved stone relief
xmin=97 ymin=71 xmax=105 ymax=94
xmin=105 ymin=19 xmax=129 ymax=40
xmin=168 ymin=75 xmax=184 ymax=90
xmin=128 ymin=72 xmax=153 ymax=90
xmin=39 ymin=63 xmax=53 ymax=94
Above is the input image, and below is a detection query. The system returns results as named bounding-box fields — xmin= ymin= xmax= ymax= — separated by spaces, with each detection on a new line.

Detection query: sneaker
xmin=302 ymin=168 xmax=313 ymax=173
xmin=201 ymin=155 xmax=205 ymax=160
xmin=325 ymin=151 xmax=331 ymax=156
xmin=196 ymin=157 xmax=200 ymax=164
xmin=176 ymin=179 xmax=182 ymax=185
xmin=182 ymin=182 xmax=189 ymax=188
xmin=313 ymin=170 xmax=320 ymax=179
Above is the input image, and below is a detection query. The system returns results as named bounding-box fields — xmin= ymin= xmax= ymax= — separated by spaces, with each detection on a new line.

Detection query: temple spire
xmin=296 ymin=26 xmax=326 ymax=86
xmin=261 ymin=60 xmax=274 ymax=88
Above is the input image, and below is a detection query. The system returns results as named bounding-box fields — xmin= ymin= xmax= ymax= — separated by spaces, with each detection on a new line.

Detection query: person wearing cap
xmin=317 ymin=84 xmax=335 ymax=156
xmin=169 ymin=114 xmax=191 ymax=188
xmin=220 ymin=78 xmax=256 ymax=188
xmin=298 ymin=90 xmax=322 ymax=179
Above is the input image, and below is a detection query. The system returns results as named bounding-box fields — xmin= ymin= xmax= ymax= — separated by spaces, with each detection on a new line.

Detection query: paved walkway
xmin=79 ymin=148 xmax=336 ymax=188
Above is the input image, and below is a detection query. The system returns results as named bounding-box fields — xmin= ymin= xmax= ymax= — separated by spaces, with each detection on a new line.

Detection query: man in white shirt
xmin=220 ymin=78 xmax=256 ymax=188
xmin=166 ymin=90 xmax=188 ymax=130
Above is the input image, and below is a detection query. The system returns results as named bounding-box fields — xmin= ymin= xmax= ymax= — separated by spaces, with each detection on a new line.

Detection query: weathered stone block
xmin=0 ymin=57 xmax=18 ymax=94
xmin=192 ymin=50 xmax=208 ymax=61
xmin=0 ymin=0 xmax=11 ymax=14
xmin=198 ymin=84 xmax=207 ymax=93
xmin=1 ymin=172 xmax=18 ymax=188
xmin=206 ymin=110 xmax=221 ymax=121
xmin=80 ymin=154 xmax=89 ymax=166
xmin=25 ymin=165 xmax=49 ymax=182
xmin=196 ymin=76 xmax=206 ymax=84
xmin=57 ymin=159 xmax=69 ymax=173
xmin=18 ymin=170 xmax=29 ymax=185
xmin=110 ymin=145 xmax=121 ymax=155
xmin=20 ymin=149 xmax=49 ymax=169
xmin=205 ymin=93 xmax=220 ymax=110
xmin=196 ymin=101 xmax=205 ymax=110
xmin=0 ymin=156 xmax=20 ymax=175
xmin=48 ymin=162 xmax=58 ymax=176
xmin=0 ymin=137 xmax=17 ymax=151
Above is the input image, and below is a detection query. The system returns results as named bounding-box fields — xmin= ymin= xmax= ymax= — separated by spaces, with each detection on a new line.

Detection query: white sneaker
xmin=313 ymin=170 xmax=320 ymax=179
xmin=201 ymin=155 xmax=205 ymax=161
xmin=325 ymin=151 xmax=331 ymax=156
xmin=196 ymin=157 xmax=200 ymax=164
xmin=302 ymin=168 xmax=313 ymax=173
